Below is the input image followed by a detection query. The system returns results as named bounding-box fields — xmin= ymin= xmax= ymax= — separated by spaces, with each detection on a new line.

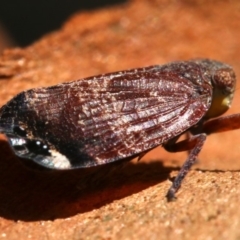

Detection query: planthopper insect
xmin=0 ymin=59 xmax=240 ymax=200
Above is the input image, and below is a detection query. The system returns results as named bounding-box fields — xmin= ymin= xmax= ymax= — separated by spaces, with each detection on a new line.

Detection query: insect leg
xmin=203 ymin=114 xmax=240 ymax=135
xmin=164 ymin=133 xmax=207 ymax=201
xmin=163 ymin=134 xmax=197 ymax=153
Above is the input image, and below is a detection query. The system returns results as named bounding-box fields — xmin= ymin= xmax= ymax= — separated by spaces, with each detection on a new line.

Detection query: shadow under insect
xmin=0 ymin=138 xmax=172 ymax=221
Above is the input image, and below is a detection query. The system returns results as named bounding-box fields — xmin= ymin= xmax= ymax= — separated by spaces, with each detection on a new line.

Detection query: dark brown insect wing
xmin=0 ymin=62 xmax=212 ymax=169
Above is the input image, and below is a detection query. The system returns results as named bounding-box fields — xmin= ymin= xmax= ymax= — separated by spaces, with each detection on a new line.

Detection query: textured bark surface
xmin=0 ymin=0 xmax=240 ymax=239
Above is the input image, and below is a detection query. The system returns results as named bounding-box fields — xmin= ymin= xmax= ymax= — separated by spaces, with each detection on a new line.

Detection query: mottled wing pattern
xmin=0 ymin=61 xmax=213 ymax=168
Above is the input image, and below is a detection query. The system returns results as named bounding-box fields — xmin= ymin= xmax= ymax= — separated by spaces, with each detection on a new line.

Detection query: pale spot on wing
xmin=44 ymin=149 xmax=71 ymax=169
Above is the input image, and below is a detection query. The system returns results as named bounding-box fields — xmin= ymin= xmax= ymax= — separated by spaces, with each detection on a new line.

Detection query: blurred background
xmin=0 ymin=0 xmax=127 ymax=52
